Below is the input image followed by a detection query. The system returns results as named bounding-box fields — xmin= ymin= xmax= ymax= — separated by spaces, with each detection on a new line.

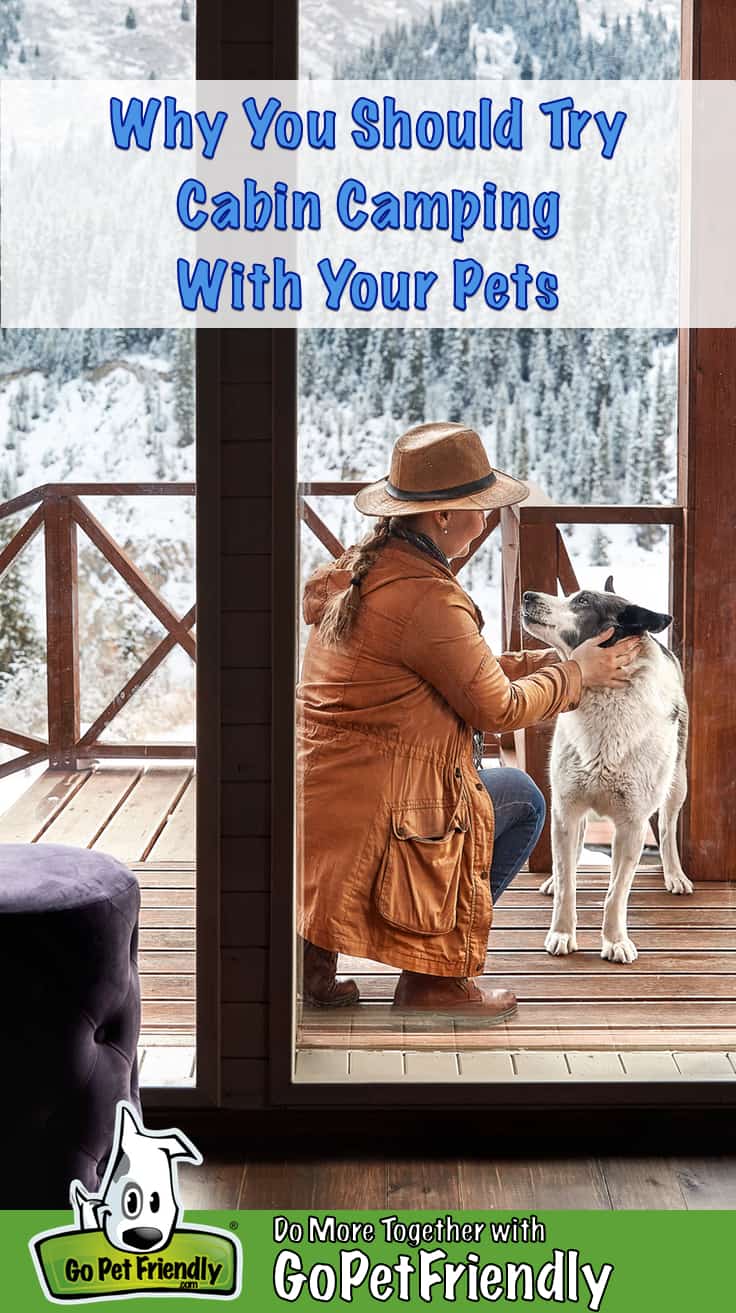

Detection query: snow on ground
xmin=9 ymin=0 xmax=195 ymax=80
xmin=299 ymin=0 xmax=442 ymax=77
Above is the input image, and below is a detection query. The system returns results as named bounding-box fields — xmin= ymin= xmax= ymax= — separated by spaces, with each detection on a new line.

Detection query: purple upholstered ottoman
xmin=0 ymin=842 xmax=141 ymax=1206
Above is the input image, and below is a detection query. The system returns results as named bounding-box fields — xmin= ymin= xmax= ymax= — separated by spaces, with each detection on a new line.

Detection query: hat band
xmin=385 ymin=470 xmax=496 ymax=502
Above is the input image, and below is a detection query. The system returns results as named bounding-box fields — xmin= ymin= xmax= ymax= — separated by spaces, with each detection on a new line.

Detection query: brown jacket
xmin=296 ymin=537 xmax=582 ymax=976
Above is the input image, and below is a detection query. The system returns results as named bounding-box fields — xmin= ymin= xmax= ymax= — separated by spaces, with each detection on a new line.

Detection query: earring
xmin=443 ymin=528 xmax=449 ymax=534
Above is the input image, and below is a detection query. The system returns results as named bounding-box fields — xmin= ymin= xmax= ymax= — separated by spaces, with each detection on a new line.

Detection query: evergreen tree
xmin=0 ymin=520 xmax=45 ymax=681
xmin=125 ymin=8 xmax=136 ymax=30
xmin=181 ymin=0 xmax=191 ymax=20
xmin=494 ymin=402 xmax=508 ymax=470
xmin=513 ymin=411 xmax=530 ymax=480
xmin=403 ymin=331 xmax=425 ymax=424
xmin=444 ymin=330 xmax=468 ymax=422
xmin=172 ymin=331 xmax=195 ymax=449
xmin=590 ymin=526 xmax=611 ymax=566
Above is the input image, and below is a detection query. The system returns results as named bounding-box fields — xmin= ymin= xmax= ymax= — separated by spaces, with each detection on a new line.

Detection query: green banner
xmin=4 ymin=1209 xmax=732 ymax=1310
xmin=32 ymin=1224 xmax=239 ymax=1300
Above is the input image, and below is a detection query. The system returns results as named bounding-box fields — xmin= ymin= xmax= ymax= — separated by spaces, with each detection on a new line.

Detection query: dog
xmin=70 ymin=1101 xmax=201 ymax=1252
xmin=521 ymin=576 xmax=692 ymax=964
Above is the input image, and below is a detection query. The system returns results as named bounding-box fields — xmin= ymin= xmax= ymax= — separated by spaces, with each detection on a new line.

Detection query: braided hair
xmin=318 ymin=516 xmax=393 ymax=648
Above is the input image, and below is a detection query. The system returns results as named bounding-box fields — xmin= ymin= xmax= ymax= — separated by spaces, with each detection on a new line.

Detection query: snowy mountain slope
xmin=300 ymin=0 xmax=442 ymax=77
xmin=3 ymin=0 xmax=195 ymax=79
xmin=300 ymin=0 xmax=679 ymax=79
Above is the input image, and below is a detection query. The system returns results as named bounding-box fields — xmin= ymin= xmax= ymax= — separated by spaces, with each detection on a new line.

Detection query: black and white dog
xmin=522 ymin=577 xmax=692 ymax=964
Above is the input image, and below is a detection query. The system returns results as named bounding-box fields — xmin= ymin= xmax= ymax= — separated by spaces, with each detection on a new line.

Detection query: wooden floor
xmin=0 ymin=764 xmax=196 ymax=1045
xmin=178 ymin=1150 xmax=736 ymax=1210
xmin=299 ymin=867 xmax=736 ymax=1059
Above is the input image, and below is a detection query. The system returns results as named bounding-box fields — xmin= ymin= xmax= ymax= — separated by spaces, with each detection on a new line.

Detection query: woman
xmin=296 ymin=422 xmax=639 ymax=1022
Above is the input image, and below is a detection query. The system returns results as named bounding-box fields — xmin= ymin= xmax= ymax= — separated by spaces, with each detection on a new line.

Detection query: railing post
xmin=515 ymin=512 xmax=560 ymax=874
xmin=44 ymin=495 xmax=81 ymax=769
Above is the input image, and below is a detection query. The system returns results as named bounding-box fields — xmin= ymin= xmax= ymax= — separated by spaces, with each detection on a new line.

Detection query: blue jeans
xmin=477 ymin=767 xmax=546 ymax=902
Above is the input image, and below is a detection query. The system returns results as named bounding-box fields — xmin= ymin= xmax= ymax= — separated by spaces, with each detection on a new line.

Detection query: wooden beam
xmin=44 ymin=496 xmax=80 ymax=768
xmin=299 ymin=500 xmax=344 ymax=560
xmin=521 ymin=505 xmax=682 ymax=526
xmin=556 ymin=530 xmax=580 ymax=596
xmin=0 ymin=503 xmax=45 ymax=577
xmin=515 ymin=519 xmax=559 ymax=873
xmin=72 ymin=497 xmax=196 ymax=660
xmin=77 ymin=605 xmax=196 ymax=748
xmin=679 ymin=0 xmax=736 ymax=881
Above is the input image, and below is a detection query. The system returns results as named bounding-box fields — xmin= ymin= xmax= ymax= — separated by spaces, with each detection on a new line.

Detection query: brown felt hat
xmin=354 ymin=421 xmax=529 ymax=517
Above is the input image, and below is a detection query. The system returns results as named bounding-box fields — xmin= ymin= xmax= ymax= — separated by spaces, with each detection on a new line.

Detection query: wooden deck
xmin=299 ymin=868 xmax=736 ymax=1059
xmin=0 ymin=765 xmax=196 ymax=1045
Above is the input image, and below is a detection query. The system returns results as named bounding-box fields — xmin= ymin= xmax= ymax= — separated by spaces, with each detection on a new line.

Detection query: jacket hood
xmin=301 ymin=540 xmax=456 ymax=628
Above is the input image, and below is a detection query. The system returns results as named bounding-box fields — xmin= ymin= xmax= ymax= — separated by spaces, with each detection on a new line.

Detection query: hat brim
xmin=354 ymin=469 xmax=530 ymax=517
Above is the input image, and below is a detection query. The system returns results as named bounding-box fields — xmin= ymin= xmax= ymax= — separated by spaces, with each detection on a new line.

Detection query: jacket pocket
xmin=373 ymin=799 xmax=469 ymax=936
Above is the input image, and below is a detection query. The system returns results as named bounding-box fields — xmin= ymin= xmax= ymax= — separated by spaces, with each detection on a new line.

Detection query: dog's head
xmin=96 ymin=1104 xmax=201 ymax=1253
xmin=521 ymin=575 xmax=672 ymax=658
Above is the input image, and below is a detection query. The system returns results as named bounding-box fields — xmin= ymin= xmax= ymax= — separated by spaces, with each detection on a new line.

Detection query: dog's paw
xmin=539 ymin=875 xmax=555 ymax=896
xmin=545 ymin=929 xmax=577 ymax=956
xmin=601 ymin=936 xmax=638 ymax=964
xmin=664 ymin=871 xmax=694 ymax=895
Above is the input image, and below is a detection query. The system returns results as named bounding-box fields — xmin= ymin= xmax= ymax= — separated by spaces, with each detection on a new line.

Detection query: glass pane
xmin=0 ymin=8 xmax=197 ymax=1085
xmin=294 ymin=2 xmax=695 ymax=1085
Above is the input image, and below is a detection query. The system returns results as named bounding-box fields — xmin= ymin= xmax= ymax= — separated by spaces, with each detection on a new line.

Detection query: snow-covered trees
xmin=172 ymin=330 xmax=195 ymax=449
xmin=298 ymin=326 xmax=678 ymax=513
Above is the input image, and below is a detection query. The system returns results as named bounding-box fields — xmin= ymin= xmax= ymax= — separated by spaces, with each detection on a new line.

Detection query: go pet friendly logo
xmin=30 ymin=1101 xmax=242 ymax=1302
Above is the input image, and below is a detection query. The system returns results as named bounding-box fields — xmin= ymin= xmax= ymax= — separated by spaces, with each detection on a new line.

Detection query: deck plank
xmin=139 ymin=952 xmax=195 ymax=974
xmin=140 ymin=888 xmax=194 ymax=909
xmin=93 ymin=766 xmax=192 ymax=862
xmin=298 ymin=1026 xmax=736 ymax=1053
xmin=0 ymin=768 xmax=91 ymax=841
xmin=350 ymin=974 xmax=736 ymax=1001
xmin=342 ymin=951 xmax=736 ymax=977
xmin=140 ymin=1000 xmax=195 ymax=1028
xmin=40 ymin=767 xmax=141 ymax=847
xmin=306 ymin=1000 xmax=736 ymax=1028
xmin=500 ymin=887 xmax=736 ymax=908
xmin=139 ymin=928 xmax=195 ymax=950
xmin=486 ymin=928 xmax=736 ymax=951
xmin=140 ymin=908 xmax=195 ymax=929
xmin=489 ymin=907 xmax=736 ymax=928
xmin=147 ymin=776 xmax=196 ymax=863
xmin=140 ymin=974 xmax=195 ymax=1000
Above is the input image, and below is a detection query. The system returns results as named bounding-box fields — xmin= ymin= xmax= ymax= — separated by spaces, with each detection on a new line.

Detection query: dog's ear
xmin=604 ymin=575 xmax=615 ymax=593
xmin=617 ymin=604 xmax=672 ymax=635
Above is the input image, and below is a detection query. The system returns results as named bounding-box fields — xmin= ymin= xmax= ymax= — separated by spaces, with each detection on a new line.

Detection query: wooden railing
xmin=0 ymin=483 xmax=196 ymax=779
xmin=299 ymin=483 xmax=685 ymax=870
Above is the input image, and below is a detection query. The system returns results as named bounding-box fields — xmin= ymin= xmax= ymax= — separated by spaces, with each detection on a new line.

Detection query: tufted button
xmin=475 ymin=782 xmax=484 ymax=790
xmin=94 ymin=1025 xmax=107 ymax=1044
xmin=454 ymin=767 xmax=462 ymax=778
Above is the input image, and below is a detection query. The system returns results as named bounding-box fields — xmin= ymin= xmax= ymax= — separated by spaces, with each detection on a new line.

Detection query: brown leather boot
xmin=392 ymin=970 xmax=517 ymax=1023
xmin=301 ymin=939 xmax=360 ymax=1007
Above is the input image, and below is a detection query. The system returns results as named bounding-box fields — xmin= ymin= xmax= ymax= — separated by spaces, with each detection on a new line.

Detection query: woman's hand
xmin=572 ymin=628 xmax=642 ymax=689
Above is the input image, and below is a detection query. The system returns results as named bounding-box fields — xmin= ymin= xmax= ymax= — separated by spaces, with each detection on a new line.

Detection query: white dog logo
xmin=70 ymin=1101 xmax=201 ymax=1254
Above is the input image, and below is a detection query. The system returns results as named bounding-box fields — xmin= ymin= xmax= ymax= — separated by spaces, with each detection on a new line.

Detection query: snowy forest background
xmin=0 ymin=1 xmax=680 ymax=796
xmin=0 ymin=1 xmax=196 ymax=797
xmin=298 ymin=0 xmax=681 ymax=651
